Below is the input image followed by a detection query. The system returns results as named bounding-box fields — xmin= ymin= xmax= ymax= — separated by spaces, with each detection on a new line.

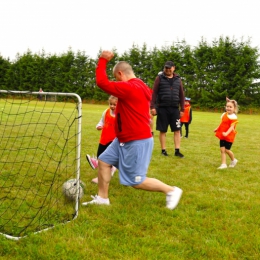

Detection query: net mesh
xmin=0 ymin=91 xmax=82 ymax=239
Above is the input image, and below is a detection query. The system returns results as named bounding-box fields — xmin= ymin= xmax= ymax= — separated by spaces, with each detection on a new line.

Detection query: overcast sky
xmin=1 ymin=0 xmax=259 ymax=61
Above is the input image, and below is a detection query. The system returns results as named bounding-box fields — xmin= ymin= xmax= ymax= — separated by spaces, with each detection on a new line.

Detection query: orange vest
xmin=99 ymin=108 xmax=116 ymax=145
xmin=215 ymin=112 xmax=238 ymax=142
xmin=180 ymin=105 xmax=191 ymax=123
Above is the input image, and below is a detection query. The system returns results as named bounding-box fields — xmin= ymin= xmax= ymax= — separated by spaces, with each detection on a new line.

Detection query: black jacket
xmin=150 ymin=73 xmax=185 ymax=111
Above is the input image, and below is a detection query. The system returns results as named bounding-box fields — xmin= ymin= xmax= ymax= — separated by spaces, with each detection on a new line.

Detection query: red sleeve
xmin=95 ymin=58 xmax=111 ymax=91
xmin=96 ymin=57 xmax=135 ymax=99
xmin=179 ymin=79 xmax=185 ymax=112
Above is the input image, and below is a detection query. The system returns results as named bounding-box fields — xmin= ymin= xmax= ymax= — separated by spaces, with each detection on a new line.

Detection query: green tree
xmin=192 ymin=39 xmax=216 ymax=107
xmin=0 ymin=56 xmax=11 ymax=90
xmin=1 ymin=38 xmax=259 ymax=107
xmin=192 ymin=37 xmax=260 ymax=108
xmin=44 ymin=54 xmax=60 ymax=92
xmin=4 ymin=51 xmax=35 ymax=91
xmin=66 ymin=50 xmax=95 ymax=100
xmin=84 ymin=53 xmax=96 ymax=100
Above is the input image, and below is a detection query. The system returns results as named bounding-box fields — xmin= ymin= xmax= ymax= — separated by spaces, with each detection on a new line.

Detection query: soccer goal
xmin=0 ymin=90 xmax=82 ymax=240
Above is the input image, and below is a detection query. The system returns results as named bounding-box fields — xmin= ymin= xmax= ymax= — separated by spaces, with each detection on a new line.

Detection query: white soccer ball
xmin=62 ymin=179 xmax=84 ymax=201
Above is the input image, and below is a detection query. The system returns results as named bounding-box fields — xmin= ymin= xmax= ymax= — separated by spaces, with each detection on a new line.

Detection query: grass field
xmin=0 ymin=103 xmax=260 ymax=260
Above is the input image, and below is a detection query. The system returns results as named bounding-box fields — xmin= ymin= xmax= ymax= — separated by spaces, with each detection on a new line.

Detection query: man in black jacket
xmin=150 ymin=61 xmax=185 ymax=158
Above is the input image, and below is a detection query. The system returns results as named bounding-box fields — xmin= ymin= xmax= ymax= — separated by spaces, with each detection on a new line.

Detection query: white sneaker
xmin=82 ymin=195 xmax=110 ymax=206
xmin=166 ymin=187 xmax=183 ymax=210
xmin=229 ymin=159 xmax=238 ymax=168
xmin=218 ymin=164 xmax=227 ymax=169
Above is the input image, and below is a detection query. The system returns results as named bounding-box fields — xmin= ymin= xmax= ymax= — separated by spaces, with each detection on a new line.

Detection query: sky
xmin=1 ymin=0 xmax=260 ymax=61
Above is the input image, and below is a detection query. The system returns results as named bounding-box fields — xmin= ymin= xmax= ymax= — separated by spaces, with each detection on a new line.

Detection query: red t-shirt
xmin=96 ymin=58 xmax=152 ymax=143
xmin=99 ymin=108 xmax=116 ymax=145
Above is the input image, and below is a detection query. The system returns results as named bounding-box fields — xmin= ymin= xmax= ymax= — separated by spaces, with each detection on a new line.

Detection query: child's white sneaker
xmin=229 ymin=159 xmax=238 ymax=168
xmin=218 ymin=164 xmax=227 ymax=169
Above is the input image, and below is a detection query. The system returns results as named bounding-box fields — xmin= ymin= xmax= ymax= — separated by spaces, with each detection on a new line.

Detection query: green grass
xmin=1 ymin=103 xmax=260 ymax=259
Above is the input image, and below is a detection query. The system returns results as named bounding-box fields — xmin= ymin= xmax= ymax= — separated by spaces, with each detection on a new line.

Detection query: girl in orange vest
xmin=214 ymin=98 xmax=239 ymax=169
xmin=86 ymin=95 xmax=118 ymax=183
xmin=180 ymin=97 xmax=192 ymax=138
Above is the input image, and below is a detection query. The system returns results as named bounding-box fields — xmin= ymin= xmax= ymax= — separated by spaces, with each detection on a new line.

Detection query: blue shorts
xmin=98 ymin=137 xmax=153 ymax=186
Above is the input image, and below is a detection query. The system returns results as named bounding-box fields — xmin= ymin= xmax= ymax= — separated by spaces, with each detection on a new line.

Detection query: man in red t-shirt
xmin=82 ymin=51 xmax=182 ymax=210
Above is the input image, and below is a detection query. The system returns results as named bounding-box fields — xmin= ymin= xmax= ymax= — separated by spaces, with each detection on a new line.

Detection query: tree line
xmin=0 ymin=36 xmax=260 ymax=109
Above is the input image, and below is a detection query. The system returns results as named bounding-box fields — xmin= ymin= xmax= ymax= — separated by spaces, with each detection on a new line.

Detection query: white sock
xmin=97 ymin=196 xmax=109 ymax=202
xmin=167 ymin=189 xmax=175 ymax=196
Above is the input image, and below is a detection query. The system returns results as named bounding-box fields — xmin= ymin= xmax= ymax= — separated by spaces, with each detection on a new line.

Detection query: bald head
xmin=113 ymin=61 xmax=136 ymax=81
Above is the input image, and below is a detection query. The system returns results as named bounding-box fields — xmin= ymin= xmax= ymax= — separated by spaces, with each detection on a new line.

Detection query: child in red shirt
xmin=180 ymin=97 xmax=192 ymax=138
xmin=214 ymin=98 xmax=239 ymax=169
xmin=86 ymin=95 xmax=118 ymax=183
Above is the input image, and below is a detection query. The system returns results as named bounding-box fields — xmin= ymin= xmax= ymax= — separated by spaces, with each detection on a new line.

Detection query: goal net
xmin=0 ymin=90 xmax=82 ymax=240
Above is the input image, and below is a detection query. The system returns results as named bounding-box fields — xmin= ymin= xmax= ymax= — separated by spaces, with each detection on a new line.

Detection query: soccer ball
xmin=62 ymin=179 xmax=84 ymax=201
